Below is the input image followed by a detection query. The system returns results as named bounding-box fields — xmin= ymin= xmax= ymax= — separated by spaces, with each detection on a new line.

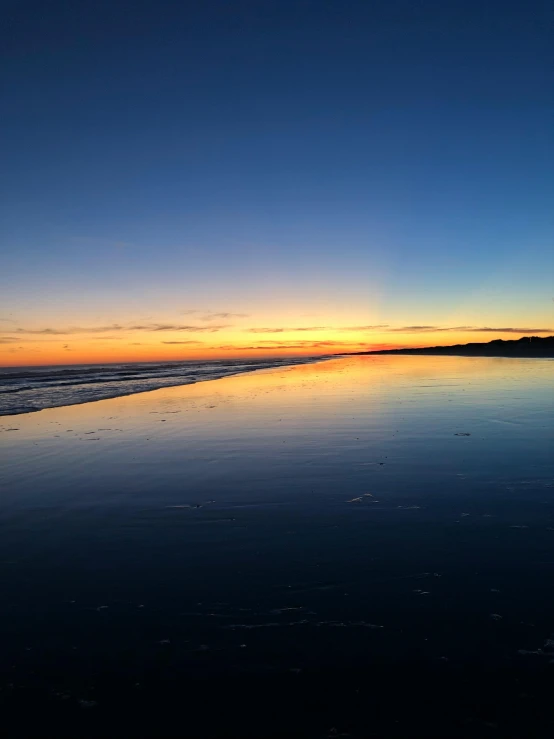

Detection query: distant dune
xmin=350 ymin=335 xmax=554 ymax=358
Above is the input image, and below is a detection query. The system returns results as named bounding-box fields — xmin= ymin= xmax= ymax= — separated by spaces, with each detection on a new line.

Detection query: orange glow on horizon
xmin=0 ymin=341 xmax=403 ymax=367
xmin=2 ymin=329 xmax=552 ymax=366
xmin=2 ymin=313 xmax=553 ymax=367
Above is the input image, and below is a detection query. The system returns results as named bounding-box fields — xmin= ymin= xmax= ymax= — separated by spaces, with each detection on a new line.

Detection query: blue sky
xmin=1 ymin=0 xmax=552 ymax=363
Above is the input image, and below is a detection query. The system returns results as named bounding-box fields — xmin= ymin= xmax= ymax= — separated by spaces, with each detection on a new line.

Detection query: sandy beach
xmin=1 ymin=355 xmax=554 ymax=736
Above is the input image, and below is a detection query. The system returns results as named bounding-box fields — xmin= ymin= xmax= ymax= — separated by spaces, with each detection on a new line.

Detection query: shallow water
xmin=1 ymin=355 xmax=554 ymax=737
xmin=0 ymin=355 xmax=325 ymax=416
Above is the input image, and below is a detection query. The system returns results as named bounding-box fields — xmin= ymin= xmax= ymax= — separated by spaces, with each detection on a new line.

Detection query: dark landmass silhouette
xmin=350 ymin=335 xmax=554 ymax=358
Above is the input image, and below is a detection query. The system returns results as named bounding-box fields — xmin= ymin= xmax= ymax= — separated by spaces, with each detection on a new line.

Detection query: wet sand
xmin=1 ymin=355 xmax=554 ymax=736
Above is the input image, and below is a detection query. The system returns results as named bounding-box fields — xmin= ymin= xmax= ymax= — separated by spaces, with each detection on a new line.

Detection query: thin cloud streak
xmin=245 ymin=326 xmax=329 ymax=333
xmin=390 ymin=326 xmax=438 ymax=332
xmin=467 ymin=327 xmax=553 ymax=333
xmin=389 ymin=325 xmax=552 ymax=334
xmin=10 ymin=323 xmax=231 ymax=335
xmin=146 ymin=324 xmax=230 ymax=332
xmin=181 ymin=309 xmax=250 ymax=320
xmin=217 ymin=340 xmax=369 ymax=351
xmin=340 ymin=325 xmax=389 ymax=331
xmin=245 ymin=325 xmax=398 ymax=334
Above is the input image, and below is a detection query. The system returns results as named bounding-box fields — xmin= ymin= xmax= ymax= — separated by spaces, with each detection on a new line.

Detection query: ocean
xmin=0 ymin=356 xmax=327 ymax=416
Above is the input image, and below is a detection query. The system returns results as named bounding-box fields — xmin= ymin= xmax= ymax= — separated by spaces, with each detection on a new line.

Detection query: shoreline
xmin=0 ymin=355 xmax=333 ymax=418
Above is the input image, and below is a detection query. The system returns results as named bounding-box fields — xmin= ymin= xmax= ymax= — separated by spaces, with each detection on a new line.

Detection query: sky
xmin=1 ymin=0 xmax=553 ymax=366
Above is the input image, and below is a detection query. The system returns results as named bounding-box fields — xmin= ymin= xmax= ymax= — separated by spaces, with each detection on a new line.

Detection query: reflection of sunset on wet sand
xmin=2 ymin=355 xmax=554 ymax=734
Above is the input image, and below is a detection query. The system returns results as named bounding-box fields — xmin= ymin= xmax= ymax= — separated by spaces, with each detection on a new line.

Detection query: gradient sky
xmin=1 ymin=0 xmax=553 ymax=365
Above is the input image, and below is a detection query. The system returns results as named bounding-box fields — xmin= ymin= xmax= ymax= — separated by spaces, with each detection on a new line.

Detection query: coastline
xmin=0 ymin=354 xmax=332 ymax=417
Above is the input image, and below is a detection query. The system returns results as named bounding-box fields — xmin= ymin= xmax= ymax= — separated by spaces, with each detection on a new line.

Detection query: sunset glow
xmin=1 ymin=316 xmax=553 ymax=366
xmin=1 ymin=0 xmax=552 ymax=367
